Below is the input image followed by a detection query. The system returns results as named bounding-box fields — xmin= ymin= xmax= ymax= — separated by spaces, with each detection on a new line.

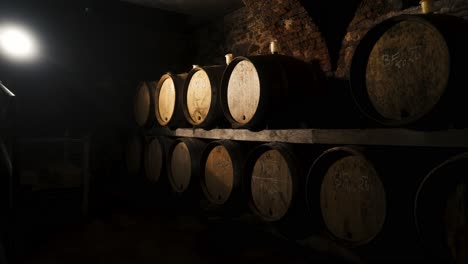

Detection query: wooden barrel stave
xmin=244 ymin=143 xmax=318 ymax=222
xmin=245 ymin=143 xmax=298 ymax=222
xmin=183 ymin=65 xmax=227 ymax=128
xmin=167 ymin=138 xmax=206 ymax=195
xmin=415 ymin=152 xmax=468 ymax=263
xmin=200 ymin=140 xmax=246 ymax=205
xmin=307 ymin=146 xmax=459 ymax=262
xmin=350 ymin=14 xmax=468 ymax=128
xmin=306 ymin=146 xmax=387 ymax=247
xmin=134 ymin=81 xmax=155 ymax=128
xmin=221 ymin=55 xmax=342 ymax=130
xmin=143 ymin=136 xmax=174 ymax=184
xmin=154 ymin=73 xmax=189 ymax=128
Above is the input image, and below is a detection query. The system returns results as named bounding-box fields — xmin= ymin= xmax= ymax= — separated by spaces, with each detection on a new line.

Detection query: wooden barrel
xmin=306 ymin=146 xmax=386 ymax=247
xmin=414 ymin=152 xmax=468 ymax=263
xmin=350 ymin=14 xmax=468 ymax=128
xmin=167 ymin=138 xmax=206 ymax=194
xmin=154 ymin=73 xmax=188 ymax=128
xmin=133 ymin=81 xmax=155 ymax=128
xmin=125 ymin=133 xmax=144 ymax=176
xmin=244 ymin=143 xmax=301 ymax=221
xmin=220 ymin=55 xmax=328 ymax=130
xmin=200 ymin=140 xmax=247 ymax=206
xmin=143 ymin=136 xmax=173 ymax=184
xmin=182 ymin=65 xmax=226 ymax=128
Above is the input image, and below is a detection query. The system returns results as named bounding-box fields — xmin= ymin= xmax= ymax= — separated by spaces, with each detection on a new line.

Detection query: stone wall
xmin=190 ymin=0 xmax=468 ymax=77
xmin=242 ymin=0 xmax=331 ymax=73
xmin=189 ymin=7 xmax=274 ymax=67
xmin=190 ymin=0 xmax=331 ymax=73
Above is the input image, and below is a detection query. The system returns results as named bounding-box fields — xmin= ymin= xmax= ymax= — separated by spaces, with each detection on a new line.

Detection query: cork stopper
xmin=225 ymin=54 xmax=233 ymax=65
xmin=420 ymin=0 xmax=434 ymax=14
xmin=270 ymin=40 xmax=280 ymax=55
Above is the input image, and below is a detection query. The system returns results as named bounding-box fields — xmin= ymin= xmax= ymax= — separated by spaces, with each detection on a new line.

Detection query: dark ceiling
xmin=120 ymin=0 xmax=244 ymax=18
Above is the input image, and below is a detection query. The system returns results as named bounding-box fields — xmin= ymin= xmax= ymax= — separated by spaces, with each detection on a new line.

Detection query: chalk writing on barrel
xmin=382 ymin=45 xmax=424 ymax=69
xmin=333 ymin=173 xmax=370 ymax=193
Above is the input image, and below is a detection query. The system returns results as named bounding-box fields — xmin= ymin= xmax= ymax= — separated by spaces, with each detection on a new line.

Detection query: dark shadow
xmin=298 ymin=0 xmax=363 ymax=71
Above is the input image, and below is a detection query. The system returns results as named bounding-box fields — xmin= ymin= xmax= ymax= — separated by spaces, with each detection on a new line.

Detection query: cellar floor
xmin=17 ymin=209 xmax=349 ymax=264
xmin=12 ymin=177 xmax=352 ymax=264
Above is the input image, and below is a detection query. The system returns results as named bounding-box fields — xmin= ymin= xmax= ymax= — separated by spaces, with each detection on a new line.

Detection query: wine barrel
xmin=143 ymin=136 xmax=173 ymax=184
xmin=244 ymin=143 xmax=300 ymax=221
xmin=220 ymin=55 xmax=328 ymax=130
xmin=350 ymin=14 xmax=468 ymax=128
xmin=133 ymin=81 xmax=155 ymax=128
xmin=154 ymin=73 xmax=188 ymax=128
xmin=415 ymin=152 xmax=468 ymax=263
xmin=167 ymin=138 xmax=206 ymax=194
xmin=125 ymin=133 xmax=144 ymax=176
xmin=200 ymin=140 xmax=247 ymax=206
xmin=306 ymin=146 xmax=386 ymax=247
xmin=182 ymin=65 xmax=226 ymax=128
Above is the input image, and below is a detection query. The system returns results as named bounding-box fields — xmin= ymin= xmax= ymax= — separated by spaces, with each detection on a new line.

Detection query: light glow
xmin=0 ymin=25 xmax=38 ymax=61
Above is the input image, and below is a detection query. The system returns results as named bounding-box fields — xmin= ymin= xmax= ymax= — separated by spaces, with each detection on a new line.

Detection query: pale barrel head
xmin=158 ymin=78 xmax=176 ymax=126
xmin=251 ymin=149 xmax=293 ymax=221
xmin=227 ymin=60 xmax=261 ymax=125
xmin=170 ymin=142 xmax=192 ymax=193
xmin=320 ymin=155 xmax=386 ymax=244
xmin=187 ymin=70 xmax=212 ymax=124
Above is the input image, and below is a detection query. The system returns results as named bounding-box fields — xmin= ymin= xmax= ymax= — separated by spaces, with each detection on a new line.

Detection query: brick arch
xmin=242 ymin=0 xmax=332 ymax=74
xmin=335 ymin=0 xmax=408 ymax=79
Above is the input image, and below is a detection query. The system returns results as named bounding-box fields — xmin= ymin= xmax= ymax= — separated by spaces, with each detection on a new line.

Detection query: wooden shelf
xmin=149 ymin=128 xmax=468 ymax=148
xmin=148 ymin=128 xmax=468 ymax=148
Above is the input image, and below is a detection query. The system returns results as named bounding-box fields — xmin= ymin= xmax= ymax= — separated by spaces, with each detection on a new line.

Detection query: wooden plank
xmin=148 ymin=128 xmax=468 ymax=148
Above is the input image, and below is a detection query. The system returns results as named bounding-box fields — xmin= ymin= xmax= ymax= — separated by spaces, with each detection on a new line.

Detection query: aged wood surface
xmin=158 ymin=78 xmax=176 ymax=126
xmin=251 ymin=149 xmax=293 ymax=221
xmin=204 ymin=145 xmax=234 ymax=204
xmin=366 ymin=20 xmax=449 ymax=121
xmin=187 ymin=69 xmax=212 ymax=125
xmin=227 ymin=60 xmax=261 ymax=124
xmin=144 ymin=138 xmax=164 ymax=183
xmin=320 ymin=155 xmax=386 ymax=244
xmin=169 ymin=141 xmax=191 ymax=193
xmin=149 ymin=128 xmax=468 ymax=148
xmin=134 ymin=82 xmax=150 ymax=127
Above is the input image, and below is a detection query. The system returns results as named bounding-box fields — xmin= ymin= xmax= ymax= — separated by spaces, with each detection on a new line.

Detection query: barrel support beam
xmin=149 ymin=128 xmax=468 ymax=148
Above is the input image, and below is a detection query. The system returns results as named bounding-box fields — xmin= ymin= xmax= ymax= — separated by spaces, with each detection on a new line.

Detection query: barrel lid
xmin=225 ymin=58 xmax=261 ymax=125
xmin=350 ymin=15 xmax=450 ymax=126
xmin=320 ymin=154 xmax=386 ymax=245
xmin=156 ymin=74 xmax=176 ymax=126
xmin=308 ymin=147 xmax=386 ymax=246
xmin=186 ymin=68 xmax=212 ymax=125
xmin=203 ymin=144 xmax=234 ymax=204
xmin=144 ymin=137 xmax=164 ymax=183
xmin=169 ymin=141 xmax=192 ymax=193
xmin=134 ymin=82 xmax=151 ymax=127
xmin=250 ymin=148 xmax=294 ymax=221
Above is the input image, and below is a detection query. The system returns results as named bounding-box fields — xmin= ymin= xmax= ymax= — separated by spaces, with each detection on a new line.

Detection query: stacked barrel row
xmin=127 ymin=13 xmax=468 ymax=264
xmin=133 ymin=56 xmax=340 ymax=131
xmin=126 ymin=134 xmax=467 ymax=263
xmin=135 ymin=14 xmax=468 ymax=130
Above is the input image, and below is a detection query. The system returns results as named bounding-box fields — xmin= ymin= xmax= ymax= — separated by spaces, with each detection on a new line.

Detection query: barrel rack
xmin=147 ymin=127 xmax=468 ymax=263
xmin=149 ymin=128 xmax=468 ymax=148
